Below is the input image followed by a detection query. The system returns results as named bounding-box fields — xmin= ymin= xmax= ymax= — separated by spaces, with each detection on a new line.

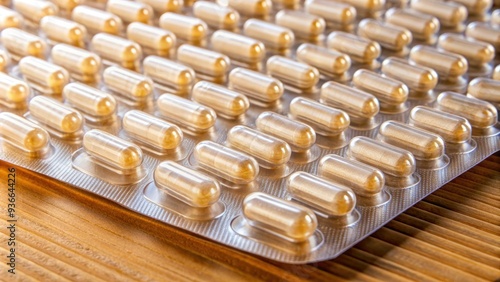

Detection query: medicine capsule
xmin=28 ymin=95 xmax=83 ymax=134
xmin=63 ymin=83 xmax=117 ymax=118
xmin=19 ymin=56 xmax=69 ymax=94
xmin=289 ymin=97 xmax=350 ymax=136
xmin=192 ymin=81 xmax=249 ymax=119
xmin=107 ymin=0 xmax=153 ymax=24
xmin=326 ymin=32 xmax=381 ymax=64
xmin=72 ymin=5 xmax=122 ymax=35
xmin=177 ymin=44 xmax=230 ymax=78
xmin=494 ymin=65 xmax=500 ymax=80
xmin=275 ymin=10 xmax=325 ymax=39
xmin=452 ymin=0 xmax=491 ymax=15
xmin=0 ymin=50 xmax=10 ymax=72
xmin=91 ymin=33 xmax=142 ymax=70
xmin=127 ymin=23 xmax=176 ymax=57
xmin=385 ymin=8 xmax=439 ymax=42
xmin=123 ymin=110 xmax=183 ymax=150
xmin=296 ymin=44 xmax=351 ymax=76
xmin=211 ymin=31 xmax=266 ymax=64
xmin=225 ymin=0 xmax=272 ymax=17
xmin=40 ymin=16 xmax=87 ymax=47
xmin=13 ymin=0 xmax=58 ymax=24
xmin=138 ymin=0 xmax=183 ymax=13
xmin=103 ymin=66 xmax=154 ymax=101
xmin=228 ymin=68 xmax=283 ymax=103
xmin=243 ymin=19 xmax=294 ymax=50
xmin=157 ymin=94 xmax=216 ymax=133
xmin=51 ymin=44 xmax=101 ymax=83
xmin=143 ymin=56 xmax=195 ymax=92
xmin=159 ymin=13 xmax=208 ymax=42
xmin=267 ymin=56 xmax=319 ymax=90
xmin=51 ymin=0 xmax=80 ymax=11
xmin=0 ymin=112 xmax=50 ymax=153
xmin=381 ymin=57 xmax=438 ymax=93
xmin=0 ymin=73 xmax=29 ymax=104
xmin=227 ymin=125 xmax=291 ymax=168
xmin=465 ymin=22 xmax=500 ymax=51
xmin=193 ymin=1 xmax=240 ymax=30
xmin=410 ymin=0 xmax=467 ymax=28
xmin=0 ymin=6 xmax=23 ymax=30
xmin=409 ymin=45 xmax=468 ymax=81
xmin=492 ymin=9 xmax=500 ymax=26
xmin=357 ymin=19 xmax=412 ymax=52
xmin=468 ymin=78 xmax=500 ymax=104
xmin=271 ymin=0 xmax=300 ymax=9
xmin=1 ymin=28 xmax=46 ymax=59
xmin=154 ymin=161 xmax=220 ymax=208
xmin=83 ymin=129 xmax=143 ymax=170
xmin=256 ymin=112 xmax=316 ymax=152
xmin=437 ymin=33 xmax=494 ymax=68
xmin=335 ymin=0 xmax=385 ymax=14
xmin=305 ymin=0 xmax=356 ymax=26
xmin=194 ymin=140 xmax=259 ymax=184
xmin=242 ymin=192 xmax=318 ymax=243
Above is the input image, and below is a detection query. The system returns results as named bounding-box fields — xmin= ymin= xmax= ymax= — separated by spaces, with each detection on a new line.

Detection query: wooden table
xmin=0 ymin=153 xmax=499 ymax=282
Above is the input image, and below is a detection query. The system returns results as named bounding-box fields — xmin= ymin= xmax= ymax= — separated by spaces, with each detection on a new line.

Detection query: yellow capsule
xmin=437 ymin=33 xmax=495 ymax=68
xmin=211 ymin=30 xmax=266 ymax=64
xmin=225 ymin=0 xmax=272 ymax=17
xmin=177 ymin=44 xmax=230 ymax=77
xmin=127 ymin=23 xmax=176 ymax=56
xmin=0 ymin=112 xmax=50 ymax=154
xmin=289 ymin=97 xmax=350 ymax=136
xmin=267 ymin=56 xmax=319 ymax=90
xmin=0 ymin=49 xmax=10 ymax=72
xmin=19 ymin=56 xmax=69 ymax=95
xmin=28 ymin=95 xmax=83 ymax=134
xmin=157 ymin=94 xmax=216 ymax=133
xmin=192 ymin=81 xmax=249 ymax=119
xmin=103 ymin=66 xmax=154 ymax=101
xmin=452 ymin=0 xmax=491 ymax=15
xmin=154 ymin=161 xmax=220 ymax=208
xmin=287 ymin=171 xmax=356 ymax=217
xmin=492 ymin=9 xmax=500 ymax=26
xmin=381 ymin=57 xmax=438 ymax=93
xmin=51 ymin=44 xmax=101 ymax=83
xmin=229 ymin=68 xmax=283 ymax=104
xmin=326 ymin=31 xmax=381 ymax=64
xmin=466 ymin=22 xmax=500 ymax=51
xmin=1 ymin=28 xmax=46 ymax=59
xmin=107 ymin=0 xmax=153 ymax=24
xmin=494 ymin=65 xmax=500 ymax=80
xmin=243 ymin=19 xmax=294 ymax=50
xmin=0 ymin=6 xmax=23 ymax=30
xmin=63 ymin=83 xmax=117 ymax=118
xmin=409 ymin=45 xmax=468 ymax=81
xmin=410 ymin=0 xmax=467 ymax=28
xmin=468 ymin=78 xmax=500 ymax=104
xmin=305 ymin=0 xmax=356 ymax=26
xmin=123 ymin=110 xmax=183 ymax=150
xmin=72 ymin=5 xmax=123 ymax=35
xmin=275 ymin=10 xmax=325 ymax=39
xmin=336 ymin=0 xmax=385 ymax=14
xmin=91 ymin=33 xmax=142 ymax=70
xmin=143 ymin=56 xmax=195 ymax=92
xmin=159 ymin=13 xmax=208 ymax=42
xmin=40 ymin=16 xmax=87 ymax=47
xmin=271 ymin=0 xmax=300 ymax=9
xmin=194 ymin=140 xmax=259 ymax=184
xmin=256 ymin=111 xmax=316 ymax=152
xmin=385 ymin=8 xmax=440 ymax=42
xmin=51 ymin=0 xmax=81 ymax=11
xmin=227 ymin=125 xmax=291 ymax=168
xmin=193 ymin=1 xmax=240 ymax=30
xmin=13 ymin=0 xmax=58 ymax=24
xmin=137 ymin=0 xmax=183 ymax=13
xmin=242 ymin=192 xmax=318 ymax=243
xmin=0 ymin=73 xmax=29 ymax=105
xmin=357 ymin=19 xmax=412 ymax=52
xmin=296 ymin=43 xmax=351 ymax=76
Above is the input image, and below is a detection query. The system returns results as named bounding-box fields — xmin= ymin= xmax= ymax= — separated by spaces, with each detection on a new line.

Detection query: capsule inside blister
xmin=465 ymin=22 xmax=500 ymax=52
xmin=193 ymin=1 xmax=240 ymax=30
xmin=127 ymin=23 xmax=176 ymax=57
xmin=191 ymin=81 xmax=249 ymax=119
xmin=63 ymin=83 xmax=117 ymax=122
xmin=385 ymin=8 xmax=440 ymax=42
xmin=326 ymin=31 xmax=381 ymax=65
xmin=409 ymin=45 xmax=468 ymax=84
xmin=1 ymin=28 xmax=47 ymax=60
xmin=223 ymin=0 xmax=272 ymax=17
xmin=51 ymin=44 xmax=101 ymax=83
xmin=40 ymin=16 xmax=87 ymax=47
xmin=0 ymin=6 xmax=23 ymax=30
xmin=177 ymin=44 xmax=230 ymax=80
xmin=275 ymin=10 xmax=325 ymax=40
xmin=296 ymin=44 xmax=351 ymax=78
xmin=72 ymin=5 xmax=122 ymax=35
xmin=91 ymin=33 xmax=142 ymax=70
xmin=305 ymin=0 xmax=356 ymax=27
xmin=437 ymin=33 xmax=494 ymax=73
xmin=267 ymin=56 xmax=319 ymax=91
xmin=159 ymin=13 xmax=208 ymax=43
xmin=0 ymin=72 xmax=29 ymax=108
xmin=19 ymin=56 xmax=69 ymax=95
xmin=452 ymin=0 xmax=491 ymax=15
xmin=243 ymin=19 xmax=295 ymax=50
xmin=103 ymin=66 xmax=154 ymax=103
xmin=468 ymin=78 xmax=500 ymax=105
xmin=410 ymin=0 xmax=467 ymax=30
xmin=157 ymin=94 xmax=217 ymax=133
xmin=0 ymin=112 xmax=50 ymax=156
xmin=194 ymin=140 xmax=259 ymax=185
xmin=138 ymin=0 xmax=183 ymax=13
xmin=357 ymin=19 xmax=412 ymax=52
xmin=211 ymin=30 xmax=266 ymax=65
xmin=13 ymin=0 xmax=58 ymax=24
xmin=143 ymin=56 xmax=195 ymax=94
xmin=106 ymin=0 xmax=153 ymax=24
xmin=228 ymin=68 xmax=283 ymax=105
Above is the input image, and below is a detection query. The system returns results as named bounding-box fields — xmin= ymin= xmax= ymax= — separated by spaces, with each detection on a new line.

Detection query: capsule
xmin=225 ymin=0 xmax=272 ymax=17
xmin=465 ymin=22 xmax=500 ymax=51
xmin=271 ymin=0 xmax=300 ymax=9
xmin=410 ymin=0 xmax=468 ymax=28
xmin=492 ymin=9 xmax=500 ymax=26
xmin=127 ymin=23 xmax=176 ymax=56
xmin=157 ymin=94 xmax=216 ymax=133
xmin=289 ymin=97 xmax=350 ymax=136
xmin=256 ymin=112 xmax=316 ymax=152
xmin=107 ymin=0 xmax=153 ymax=24
xmin=243 ymin=19 xmax=294 ymax=50
xmin=267 ymin=56 xmax=319 ymax=90
xmin=72 ymin=5 xmax=123 ymax=35
xmin=63 ymin=83 xmax=117 ymax=118
xmin=381 ymin=57 xmax=438 ymax=93
xmin=0 ymin=49 xmax=10 ymax=72
xmin=385 ymin=8 xmax=440 ymax=42
xmin=275 ymin=10 xmax=325 ymax=39
xmin=494 ymin=65 xmax=500 ymax=80
xmin=228 ymin=68 xmax=283 ymax=104
xmin=103 ymin=66 xmax=154 ymax=101
xmin=123 ymin=110 xmax=183 ymax=150
xmin=193 ymin=1 xmax=240 ymax=30
xmin=13 ymin=0 xmax=58 ymax=24
xmin=0 ymin=6 xmax=23 ymax=30
xmin=83 ymin=129 xmax=143 ymax=170
xmin=227 ymin=125 xmax=291 ymax=168
xmin=154 ymin=161 xmax=220 ymax=208
xmin=40 ymin=16 xmax=87 ymax=47
xmin=51 ymin=44 xmax=101 ymax=83
xmin=0 ymin=112 xmax=50 ymax=154
xmin=159 ymin=13 xmax=208 ymax=42
xmin=452 ymin=0 xmax=491 ymax=15
xmin=0 ymin=73 xmax=30 ymax=105
xmin=19 ymin=56 xmax=69 ymax=94
xmin=211 ymin=31 xmax=266 ymax=64
xmin=91 ymin=33 xmax=142 ymax=70
xmin=28 ymin=96 xmax=83 ymax=134
xmin=296 ymin=44 xmax=351 ymax=76
xmin=138 ymin=0 xmax=183 ymax=13
xmin=194 ymin=141 xmax=259 ymax=184
xmin=335 ymin=0 xmax=385 ymax=14
xmin=305 ymin=0 xmax=356 ymax=26
xmin=409 ymin=45 xmax=468 ymax=81
xmin=326 ymin=32 xmax=381 ymax=64
xmin=192 ymin=81 xmax=249 ymax=119
xmin=143 ymin=56 xmax=195 ymax=92
xmin=468 ymin=78 xmax=500 ymax=104
xmin=437 ymin=34 xmax=495 ymax=68
xmin=1 ymin=28 xmax=46 ymax=59
xmin=51 ymin=0 xmax=80 ymax=11
xmin=243 ymin=192 xmax=318 ymax=243
xmin=177 ymin=44 xmax=230 ymax=77
xmin=357 ymin=19 xmax=412 ymax=52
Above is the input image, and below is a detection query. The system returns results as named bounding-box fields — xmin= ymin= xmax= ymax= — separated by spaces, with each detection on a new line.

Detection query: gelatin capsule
xmin=91 ymin=33 xmax=142 ymax=69
xmin=266 ymin=56 xmax=319 ymax=90
xmin=127 ymin=23 xmax=176 ymax=56
xmin=177 ymin=44 xmax=230 ymax=77
xmin=336 ymin=0 xmax=385 ymax=14
xmin=243 ymin=19 xmax=294 ymax=50
xmin=123 ymin=110 xmax=183 ymax=150
xmin=159 ymin=13 xmax=208 ymax=42
xmin=242 ymin=192 xmax=318 ymax=243
xmin=224 ymin=0 xmax=272 ymax=17
xmin=193 ymin=1 xmax=240 ymax=30
xmin=287 ymin=172 xmax=356 ymax=217
xmin=19 ymin=56 xmax=69 ymax=94
xmin=0 ymin=112 xmax=50 ymax=153
xmin=13 ymin=0 xmax=58 ymax=24
xmin=275 ymin=10 xmax=325 ymax=39
xmin=157 ymin=94 xmax=216 ymax=133
xmin=83 ymin=129 xmax=143 ymax=170
xmin=72 ymin=5 xmax=123 ymax=35
xmin=143 ymin=56 xmax=195 ymax=91
xmin=154 ymin=161 xmax=220 ymax=208
xmin=211 ymin=30 xmax=266 ymax=64
xmin=0 ymin=49 xmax=10 ymax=72
xmin=492 ymin=9 xmax=500 ymax=26
xmin=51 ymin=0 xmax=80 ymax=11
xmin=384 ymin=8 xmax=439 ymax=42
xmin=289 ymin=97 xmax=350 ymax=136
xmin=138 ymin=0 xmax=183 ymax=13
xmin=357 ymin=19 xmax=412 ymax=51
xmin=452 ymin=0 xmax=491 ymax=15
xmin=1 ymin=28 xmax=46 ymax=59
xmin=103 ymin=66 xmax=154 ymax=101
xmin=227 ymin=125 xmax=291 ymax=168
xmin=326 ymin=31 xmax=381 ymax=64
xmin=191 ymin=81 xmax=249 ymax=119
xmin=437 ymin=33 xmax=495 ymax=68
xmin=0 ymin=6 xmax=23 ymax=30
xmin=40 ymin=16 xmax=87 ymax=47
xmin=409 ymin=45 xmax=468 ymax=80
xmin=494 ymin=65 xmax=500 ymax=80
xmin=465 ymin=22 xmax=500 ymax=51
xmin=28 ymin=95 xmax=83 ymax=134
xmin=468 ymin=78 xmax=500 ymax=104
xmin=410 ymin=0 xmax=468 ymax=28
xmin=194 ymin=140 xmax=259 ymax=184
xmin=256 ymin=111 xmax=316 ymax=152
xmin=0 ymin=72 xmax=29 ymax=104
xmin=107 ymin=0 xmax=153 ymax=24
xmin=228 ymin=68 xmax=283 ymax=103
xmin=305 ymin=0 xmax=356 ymax=26
xmin=51 ymin=44 xmax=101 ymax=82
xmin=381 ymin=57 xmax=438 ymax=92
xmin=63 ymin=83 xmax=117 ymax=118
xmin=271 ymin=0 xmax=300 ymax=9
xmin=437 ymin=91 xmax=497 ymax=129
xmin=296 ymin=44 xmax=351 ymax=76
